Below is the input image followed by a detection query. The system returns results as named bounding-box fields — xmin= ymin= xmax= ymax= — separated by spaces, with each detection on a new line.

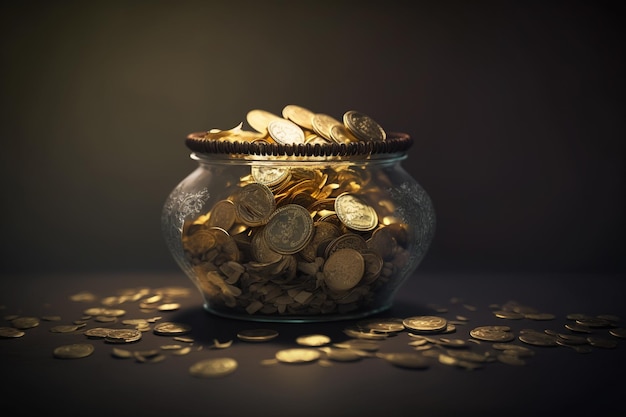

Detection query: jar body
xmin=162 ymin=153 xmax=435 ymax=322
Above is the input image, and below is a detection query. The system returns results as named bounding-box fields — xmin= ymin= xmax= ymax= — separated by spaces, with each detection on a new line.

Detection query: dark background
xmin=1 ymin=0 xmax=624 ymax=276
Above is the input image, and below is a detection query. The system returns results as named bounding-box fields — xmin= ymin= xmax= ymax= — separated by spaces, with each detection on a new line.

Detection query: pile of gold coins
xmin=181 ymin=105 xmax=413 ymax=318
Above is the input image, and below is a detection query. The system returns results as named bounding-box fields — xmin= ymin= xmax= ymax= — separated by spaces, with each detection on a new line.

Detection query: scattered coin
xmin=587 ymin=336 xmax=618 ymax=349
xmin=0 ymin=326 xmax=25 ymax=338
xmin=296 ymin=334 xmax=331 ymax=346
xmin=609 ymin=328 xmax=626 ymax=339
xmin=237 ymin=329 xmax=279 ymax=342
xmin=11 ymin=316 xmax=40 ymax=330
xmin=275 ymin=348 xmax=321 ymax=364
xmin=105 ymin=328 xmax=142 ymax=344
xmin=53 ymin=343 xmax=95 ymax=359
xmin=518 ymin=331 xmax=558 ymax=347
xmin=403 ymin=316 xmax=448 ymax=333
xmin=153 ymin=322 xmax=192 ymax=336
xmin=469 ymin=326 xmax=514 ymax=342
xmin=189 ymin=358 xmax=238 ymax=378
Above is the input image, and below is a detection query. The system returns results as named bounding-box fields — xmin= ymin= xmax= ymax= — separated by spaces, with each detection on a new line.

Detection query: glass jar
xmin=161 ymin=113 xmax=435 ymax=323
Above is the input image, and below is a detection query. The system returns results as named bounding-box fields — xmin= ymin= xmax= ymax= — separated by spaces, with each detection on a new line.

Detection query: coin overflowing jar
xmin=162 ymin=105 xmax=436 ymax=322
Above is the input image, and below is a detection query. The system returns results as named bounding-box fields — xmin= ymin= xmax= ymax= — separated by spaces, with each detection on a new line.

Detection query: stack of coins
xmin=181 ymin=106 xmax=413 ymax=318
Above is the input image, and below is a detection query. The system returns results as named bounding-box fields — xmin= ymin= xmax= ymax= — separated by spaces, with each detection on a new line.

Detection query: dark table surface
xmin=1 ymin=271 xmax=625 ymax=417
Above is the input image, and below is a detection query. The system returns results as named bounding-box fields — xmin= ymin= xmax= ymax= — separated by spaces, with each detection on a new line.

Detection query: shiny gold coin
xmin=403 ymin=316 xmax=448 ymax=333
xmin=329 ymin=124 xmax=359 ymax=144
xmin=251 ymin=166 xmax=291 ymax=189
xmin=334 ymin=193 xmax=378 ymax=232
xmin=263 ymin=204 xmax=314 ymax=255
xmin=357 ymin=318 xmax=405 ymax=333
xmin=323 ymin=248 xmax=365 ymax=292
xmin=275 ymin=348 xmax=321 ymax=364
xmin=53 ymin=343 xmax=95 ymax=359
xmin=157 ymin=303 xmax=181 ymax=312
xmin=84 ymin=327 xmax=112 ymax=338
xmin=320 ymin=347 xmax=363 ymax=362
xmin=343 ymin=110 xmax=386 ymax=142
xmin=189 ymin=357 xmax=238 ymax=378
xmin=267 ymin=118 xmax=305 ymax=145
xmin=296 ymin=334 xmax=331 ymax=346
xmin=111 ymin=347 xmax=133 ymax=359
xmin=105 ymin=328 xmax=142 ymax=344
xmin=311 ymin=113 xmax=342 ymax=141
xmin=469 ymin=326 xmax=514 ymax=342
xmin=246 ymin=109 xmax=281 ymax=133
xmin=282 ymin=104 xmax=315 ymax=131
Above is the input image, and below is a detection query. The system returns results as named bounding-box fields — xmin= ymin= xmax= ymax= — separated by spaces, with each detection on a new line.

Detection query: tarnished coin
xmin=296 ymin=334 xmax=331 ymax=346
xmin=275 ymin=348 xmax=321 ymax=364
xmin=237 ymin=328 xmax=279 ymax=342
xmin=11 ymin=316 xmax=40 ymax=330
xmin=311 ymin=113 xmax=342 ymax=141
xmin=587 ymin=336 xmax=618 ymax=349
xmin=233 ymin=183 xmax=276 ymax=227
xmin=518 ymin=331 xmax=558 ymax=347
xmin=53 ymin=343 xmax=95 ymax=359
xmin=403 ymin=316 xmax=448 ymax=333
xmin=0 ymin=326 xmax=25 ymax=338
xmin=323 ymin=248 xmax=365 ymax=292
xmin=378 ymin=352 xmax=430 ymax=369
xmin=609 ymin=328 xmax=626 ymax=339
xmin=564 ymin=323 xmax=593 ymax=333
xmin=282 ymin=104 xmax=315 ymax=131
xmin=267 ymin=118 xmax=306 ymax=145
xmin=576 ymin=317 xmax=612 ymax=328
xmin=263 ymin=204 xmax=314 ymax=255
xmin=469 ymin=326 xmax=514 ymax=342
xmin=49 ymin=324 xmax=83 ymax=333
xmin=246 ymin=109 xmax=282 ymax=133
xmin=343 ymin=110 xmax=386 ymax=142
xmin=153 ymin=322 xmax=192 ymax=336
xmin=105 ymin=328 xmax=142 ymax=344
xmin=189 ymin=357 xmax=238 ymax=378
xmin=334 ymin=194 xmax=378 ymax=232
xmin=207 ymin=199 xmax=237 ymax=230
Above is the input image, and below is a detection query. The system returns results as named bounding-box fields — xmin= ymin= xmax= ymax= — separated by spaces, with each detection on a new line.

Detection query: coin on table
xmin=378 ymin=352 xmax=430 ymax=369
xmin=53 ymin=343 xmax=95 ymax=359
xmin=233 ymin=182 xmax=276 ymax=227
xmin=296 ymin=334 xmax=331 ymax=347
xmin=267 ymin=118 xmax=305 ymax=145
xmin=189 ymin=357 xmax=238 ymax=378
xmin=282 ymin=104 xmax=315 ymax=131
xmin=275 ymin=348 xmax=321 ymax=364
xmin=11 ymin=316 xmax=40 ymax=330
xmin=334 ymin=193 xmax=378 ymax=232
xmin=0 ymin=326 xmax=25 ymax=338
xmin=49 ymin=324 xmax=83 ymax=333
xmin=357 ymin=318 xmax=406 ymax=334
xmin=525 ymin=312 xmax=556 ymax=321
xmin=469 ymin=326 xmax=514 ymax=342
xmin=264 ymin=204 xmax=314 ymax=255
xmin=323 ymin=248 xmax=365 ymax=292
xmin=84 ymin=327 xmax=112 ymax=338
xmin=576 ymin=317 xmax=612 ymax=328
xmin=312 ymin=113 xmax=342 ymax=141
xmin=153 ymin=322 xmax=192 ymax=336
xmin=320 ymin=347 xmax=364 ymax=362
xmin=587 ymin=336 xmax=618 ymax=349
xmin=518 ymin=331 xmax=558 ymax=347
xmin=403 ymin=316 xmax=448 ymax=333
xmin=237 ymin=328 xmax=279 ymax=342
xmin=105 ymin=328 xmax=143 ymax=344
xmin=343 ymin=110 xmax=386 ymax=142
xmin=609 ymin=328 xmax=626 ymax=339
xmin=246 ymin=109 xmax=282 ymax=133
xmin=493 ymin=311 xmax=525 ymax=320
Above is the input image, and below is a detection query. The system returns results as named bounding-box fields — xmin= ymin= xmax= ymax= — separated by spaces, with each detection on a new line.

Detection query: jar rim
xmin=185 ymin=131 xmax=413 ymax=160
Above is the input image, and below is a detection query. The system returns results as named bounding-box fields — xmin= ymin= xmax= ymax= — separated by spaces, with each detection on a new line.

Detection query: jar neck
xmin=190 ymin=151 xmax=408 ymax=167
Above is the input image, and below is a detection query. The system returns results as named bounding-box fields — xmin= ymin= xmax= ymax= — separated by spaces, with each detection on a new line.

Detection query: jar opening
xmin=185 ymin=131 xmax=413 ymax=161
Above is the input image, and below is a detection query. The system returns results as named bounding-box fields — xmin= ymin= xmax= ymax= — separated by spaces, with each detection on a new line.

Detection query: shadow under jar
xmin=162 ymin=125 xmax=435 ymax=323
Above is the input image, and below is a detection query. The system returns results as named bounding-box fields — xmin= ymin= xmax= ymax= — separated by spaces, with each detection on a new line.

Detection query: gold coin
xmin=153 ymin=322 xmax=192 ymax=336
xmin=207 ymin=199 xmax=237 ymax=230
xmin=323 ymin=248 xmax=365 ymax=292
xmin=299 ymin=221 xmax=341 ymax=262
xmin=469 ymin=326 xmax=514 ymax=342
xmin=267 ymin=118 xmax=305 ymax=145
xmin=311 ymin=113 xmax=342 ymax=141
xmin=49 ymin=324 xmax=83 ymax=333
xmin=343 ymin=110 xmax=386 ymax=142
xmin=296 ymin=334 xmax=331 ymax=346
xmin=324 ymin=233 xmax=368 ymax=258
xmin=275 ymin=348 xmax=321 ymax=364
xmin=250 ymin=227 xmax=283 ymax=263
xmin=334 ymin=193 xmax=378 ymax=232
xmin=84 ymin=327 xmax=112 ymax=338
xmin=105 ymin=328 xmax=143 ymax=344
xmin=237 ymin=328 xmax=279 ymax=342
xmin=251 ymin=166 xmax=291 ymax=189
xmin=246 ymin=109 xmax=281 ymax=133
xmin=403 ymin=316 xmax=448 ymax=333
xmin=518 ymin=331 xmax=557 ymax=347
xmin=53 ymin=343 xmax=95 ymax=359
xmin=282 ymin=104 xmax=315 ymax=131
xmin=0 ymin=326 xmax=25 ymax=338
xmin=329 ymin=124 xmax=359 ymax=144
xmin=263 ymin=204 xmax=314 ymax=255
xmin=233 ymin=183 xmax=276 ymax=227
xmin=11 ymin=316 xmax=40 ymax=330
xmin=189 ymin=357 xmax=238 ymax=378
